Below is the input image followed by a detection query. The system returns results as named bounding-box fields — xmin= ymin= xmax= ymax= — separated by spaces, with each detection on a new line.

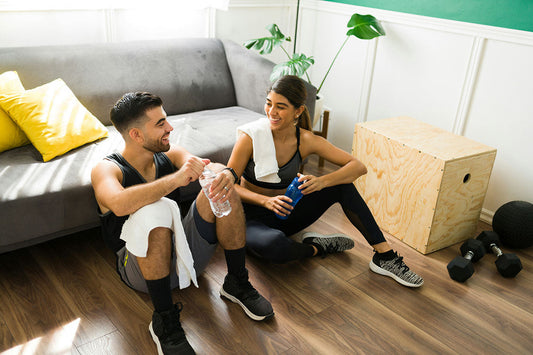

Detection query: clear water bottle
xmin=199 ymin=167 xmax=232 ymax=218
xmin=276 ymin=176 xmax=304 ymax=220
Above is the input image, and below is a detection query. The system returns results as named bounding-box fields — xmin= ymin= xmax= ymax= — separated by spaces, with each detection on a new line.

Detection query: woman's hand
xmin=297 ymin=173 xmax=326 ymax=195
xmin=264 ymin=195 xmax=294 ymax=217
xmin=207 ymin=165 xmax=234 ymax=203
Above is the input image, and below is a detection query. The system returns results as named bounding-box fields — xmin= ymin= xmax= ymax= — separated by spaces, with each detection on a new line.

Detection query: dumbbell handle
xmin=488 ymin=243 xmax=503 ymax=257
xmin=464 ymin=250 xmax=475 ymax=261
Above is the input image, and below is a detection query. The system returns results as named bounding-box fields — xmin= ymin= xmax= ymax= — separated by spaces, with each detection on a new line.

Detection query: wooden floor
xmin=1 ymin=156 xmax=532 ymax=354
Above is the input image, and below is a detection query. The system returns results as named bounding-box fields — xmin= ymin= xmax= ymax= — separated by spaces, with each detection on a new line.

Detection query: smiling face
xmin=264 ymin=91 xmax=304 ymax=131
xmin=139 ymin=106 xmax=173 ymax=152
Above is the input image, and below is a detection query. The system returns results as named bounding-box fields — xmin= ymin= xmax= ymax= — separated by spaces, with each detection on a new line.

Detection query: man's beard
xmin=142 ymin=137 xmax=170 ymax=153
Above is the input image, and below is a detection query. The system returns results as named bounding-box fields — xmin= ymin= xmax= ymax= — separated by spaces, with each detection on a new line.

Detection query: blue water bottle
xmin=276 ymin=176 xmax=304 ymax=220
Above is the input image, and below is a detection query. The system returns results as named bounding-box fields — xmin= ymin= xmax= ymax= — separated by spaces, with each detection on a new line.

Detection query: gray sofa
xmin=0 ymin=38 xmax=316 ymax=253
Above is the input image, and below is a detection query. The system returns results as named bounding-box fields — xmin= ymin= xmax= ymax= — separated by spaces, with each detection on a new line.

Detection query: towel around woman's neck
xmin=237 ymin=117 xmax=280 ymax=183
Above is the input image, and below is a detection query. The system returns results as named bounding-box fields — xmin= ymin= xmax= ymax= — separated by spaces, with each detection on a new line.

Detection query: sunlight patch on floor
xmin=2 ymin=318 xmax=80 ymax=355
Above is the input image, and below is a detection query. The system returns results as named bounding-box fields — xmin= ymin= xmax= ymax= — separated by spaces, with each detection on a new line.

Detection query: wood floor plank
xmin=28 ymin=234 xmax=118 ymax=347
xmin=0 ymin=318 xmax=15 ymax=352
xmin=181 ymin=250 xmax=298 ymax=354
xmin=76 ymin=330 xmax=138 ymax=355
xmin=76 ymin=244 xmax=157 ymax=354
xmin=350 ymin=246 xmax=533 ymax=353
xmin=0 ymin=248 xmax=80 ymax=348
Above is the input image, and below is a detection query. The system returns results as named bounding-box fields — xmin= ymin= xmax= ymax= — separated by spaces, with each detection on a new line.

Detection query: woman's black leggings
xmin=243 ymin=183 xmax=386 ymax=263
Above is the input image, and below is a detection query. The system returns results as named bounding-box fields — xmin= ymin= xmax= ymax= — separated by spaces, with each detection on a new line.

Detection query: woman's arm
xmin=298 ymin=130 xmax=367 ymax=194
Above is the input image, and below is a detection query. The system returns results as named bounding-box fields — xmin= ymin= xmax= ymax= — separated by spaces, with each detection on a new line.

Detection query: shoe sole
xmin=369 ymin=260 xmax=424 ymax=288
xmin=149 ymin=322 xmax=164 ymax=355
xmin=219 ymin=288 xmax=274 ymax=321
xmin=302 ymin=232 xmax=355 ymax=251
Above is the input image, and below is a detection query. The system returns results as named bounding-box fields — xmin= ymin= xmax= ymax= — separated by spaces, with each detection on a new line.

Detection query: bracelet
xmin=223 ymin=167 xmax=239 ymax=184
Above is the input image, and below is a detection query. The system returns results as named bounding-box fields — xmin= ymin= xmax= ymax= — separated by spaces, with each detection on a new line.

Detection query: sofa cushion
xmin=0 ymin=106 xmax=263 ymax=252
xmin=0 ymin=39 xmax=238 ymax=126
xmin=0 ymin=78 xmax=109 ymax=162
xmin=0 ymin=71 xmax=29 ymax=152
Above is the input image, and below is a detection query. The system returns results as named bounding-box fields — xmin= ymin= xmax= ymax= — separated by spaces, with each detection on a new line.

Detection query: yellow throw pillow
xmin=0 ymin=71 xmax=30 ymax=153
xmin=0 ymin=78 xmax=108 ymax=162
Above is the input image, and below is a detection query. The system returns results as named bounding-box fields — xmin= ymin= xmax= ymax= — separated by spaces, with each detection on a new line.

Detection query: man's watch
xmin=223 ymin=167 xmax=239 ymax=184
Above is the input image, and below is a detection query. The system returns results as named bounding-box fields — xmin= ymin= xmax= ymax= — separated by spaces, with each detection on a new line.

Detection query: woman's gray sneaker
xmin=369 ymin=252 xmax=424 ymax=287
xmin=302 ymin=232 xmax=355 ymax=256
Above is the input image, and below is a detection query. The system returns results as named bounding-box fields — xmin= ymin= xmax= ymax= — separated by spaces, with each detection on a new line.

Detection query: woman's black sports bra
xmin=242 ymin=126 xmax=302 ymax=189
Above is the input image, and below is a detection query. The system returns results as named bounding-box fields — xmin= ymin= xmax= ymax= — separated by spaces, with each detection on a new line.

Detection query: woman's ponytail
xmin=297 ymin=105 xmax=312 ymax=131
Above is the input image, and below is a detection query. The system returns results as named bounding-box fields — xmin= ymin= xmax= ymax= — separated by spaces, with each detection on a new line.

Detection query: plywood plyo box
xmin=352 ymin=117 xmax=497 ymax=254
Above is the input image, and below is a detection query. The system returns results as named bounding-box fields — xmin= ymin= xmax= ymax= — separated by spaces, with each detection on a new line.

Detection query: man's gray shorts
xmin=116 ymin=200 xmax=217 ymax=293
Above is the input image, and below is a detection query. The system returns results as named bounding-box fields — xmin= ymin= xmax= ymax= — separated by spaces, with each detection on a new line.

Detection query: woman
xmin=227 ymin=75 xmax=423 ymax=287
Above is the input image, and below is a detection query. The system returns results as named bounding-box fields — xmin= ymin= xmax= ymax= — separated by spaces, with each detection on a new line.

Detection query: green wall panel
xmin=324 ymin=0 xmax=533 ymax=32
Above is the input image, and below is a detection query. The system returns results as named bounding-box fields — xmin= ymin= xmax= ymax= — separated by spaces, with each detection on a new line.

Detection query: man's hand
xmin=175 ymin=157 xmax=210 ymax=186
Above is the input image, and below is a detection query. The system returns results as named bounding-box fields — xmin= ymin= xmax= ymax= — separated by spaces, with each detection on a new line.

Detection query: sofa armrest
xmin=222 ymin=40 xmax=316 ymax=118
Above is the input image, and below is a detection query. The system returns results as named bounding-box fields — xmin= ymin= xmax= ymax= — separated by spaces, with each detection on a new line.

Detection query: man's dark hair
xmin=110 ymin=92 xmax=163 ymax=134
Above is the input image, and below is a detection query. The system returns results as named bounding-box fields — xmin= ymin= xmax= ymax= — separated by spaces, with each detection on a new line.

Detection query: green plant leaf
xmin=346 ymin=14 xmax=386 ymax=39
xmin=243 ymin=24 xmax=291 ymax=55
xmin=270 ymin=53 xmax=315 ymax=82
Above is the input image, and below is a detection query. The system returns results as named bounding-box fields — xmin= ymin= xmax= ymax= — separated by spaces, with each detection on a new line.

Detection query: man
xmin=91 ymin=92 xmax=273 ymax=355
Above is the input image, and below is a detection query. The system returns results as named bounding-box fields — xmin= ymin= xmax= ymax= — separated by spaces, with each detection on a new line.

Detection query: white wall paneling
xmin=298 ymin=6 xmax=370 ymax=151
xmin=462 ymin=39 xmax=533 ymax=215
xmin=216 ymin=1 xmax=297 ymax=65
xmin=0 ymin=2 xmax=218 ymax=47
xmin=0 ymin=10 xmax=108 ymax=47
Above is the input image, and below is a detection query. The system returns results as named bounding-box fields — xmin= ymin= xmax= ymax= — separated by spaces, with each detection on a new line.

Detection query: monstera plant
xmin=244 ymin=13 xmax=386 ymax=94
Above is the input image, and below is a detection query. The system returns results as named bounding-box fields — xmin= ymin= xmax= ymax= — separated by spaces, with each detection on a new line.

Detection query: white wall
xmin=0 ymin=2 xmax=213 ymax=47
xmin=1 ymin=0 xmax=532 ymax=222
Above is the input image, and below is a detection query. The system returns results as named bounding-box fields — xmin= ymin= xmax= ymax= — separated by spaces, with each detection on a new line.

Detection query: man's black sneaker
xmin=149 ymin=302 xmax=196 ymax=355
xmin=302 ymin=232 xmax=355 ymax=256
xmin=369 ymin=251 xmax=424 ymax=288
xmin=220 ymin=270 xmax=274 ymax=321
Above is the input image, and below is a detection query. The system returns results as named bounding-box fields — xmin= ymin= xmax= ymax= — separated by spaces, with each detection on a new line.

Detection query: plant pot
xmin=313 ymin=93 xmax=324 ymax=130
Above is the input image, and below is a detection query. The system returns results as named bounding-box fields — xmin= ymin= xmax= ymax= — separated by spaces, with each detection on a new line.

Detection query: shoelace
xmin=323 ymin=238 xmax=351 ymax=253
xmin=391 ymin=255 xmax=410 ymax=273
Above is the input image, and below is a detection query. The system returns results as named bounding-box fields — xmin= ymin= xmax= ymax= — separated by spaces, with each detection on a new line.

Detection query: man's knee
xmin=132 ymin=199 xmax=174 ymax=224
xmin=196 ymin=188 xmax=244 ymax=222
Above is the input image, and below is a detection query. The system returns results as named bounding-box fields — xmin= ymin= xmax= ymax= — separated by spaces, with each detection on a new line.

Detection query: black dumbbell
xmin=447 ymin=238 xmax=485 ymax=282
xmin=476 ymin=231 xmax=523 ymax=278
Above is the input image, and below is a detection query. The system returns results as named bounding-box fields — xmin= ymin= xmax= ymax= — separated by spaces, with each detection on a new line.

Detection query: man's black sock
xmin=224 ymin=247 xmax=247 ymax=278
xmin=146 ymin=275 xmax=173 ymax=313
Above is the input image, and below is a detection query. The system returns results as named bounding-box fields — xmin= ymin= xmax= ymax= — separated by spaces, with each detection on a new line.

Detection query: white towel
xmin=120 ymin=198 xmax=198 ymax=289
xmin=237 ymin=117 xmax=280 ymax=183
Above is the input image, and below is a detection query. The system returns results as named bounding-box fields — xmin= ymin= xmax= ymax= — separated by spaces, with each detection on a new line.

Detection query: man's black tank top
xmin=98 ymin=152 xmax=179 ymax=253
xmin=242 ymin=126 xmax=302 ymax=189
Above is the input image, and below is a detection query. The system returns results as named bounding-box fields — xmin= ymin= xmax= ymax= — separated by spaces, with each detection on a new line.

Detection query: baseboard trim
xmin=480 ymin=208 xmax=494 ymax=226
